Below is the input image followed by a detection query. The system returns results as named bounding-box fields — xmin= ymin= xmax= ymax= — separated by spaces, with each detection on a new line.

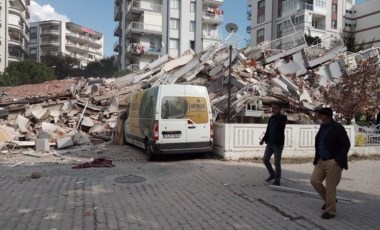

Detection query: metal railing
xmin=128 ymin=22 xmax=162 ymax=32
xmin=203 ymin=12 xmax=223 ymax=22
xmin=128 ymin=43 xmax=162 ymax=54
xmin=261 ymin=30 xmax=306 ymax=59
xmin=303 ymin=34 xmax=345 ymax=62
xmin=129 ymin=0 xmax=162 ymax=12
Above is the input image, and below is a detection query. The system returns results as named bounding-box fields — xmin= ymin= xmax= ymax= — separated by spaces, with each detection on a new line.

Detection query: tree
xmin=83 ymin=56 xmax=118 ymax=78
xmin=0 ymin=60 xmax=55 ymax=86
xmin=324 ymin=58 xmax=380 ymax=124
xmin=41 ymin=53 xmax=82 ymax=79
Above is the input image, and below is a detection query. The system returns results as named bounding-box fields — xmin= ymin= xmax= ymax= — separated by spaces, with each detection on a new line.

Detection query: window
xmin=170 ymin=39 xmax=179 ymax=49
xmin=190 ymin=21 xmax=195 ymax=32
xmin=30 ymin=27 xmax=37 ymax=33
xmin=332 ymin=4 xmax=337 ymax=12
xmin=190 ymin=2 xmax=196 ymax=12
xmin=190 ymin=41 xmax=195 ymax=50
xmin=161 ymin=97 xmax=208 ymax=123
xmin=257 ymin=0 xmax=265 ymax=23
xmin=170 ymin=18 xmax=180 ymax=29
xmin=29 ymin=48 xmax=37 ymax=54
xmin=257 ymin=28 xmax=265 ymax=43
xmin=258 ymin=15 xmax=265 ymax=23
xmin=331 ymin=20 xmax=337 ymax=29
xmin=30 ymin=38 xmax=37 ymax=44
xmin=258 ymin=0 xmax=265 ymax=8
xmin=170 ymin=0 xmax=180 ymax=9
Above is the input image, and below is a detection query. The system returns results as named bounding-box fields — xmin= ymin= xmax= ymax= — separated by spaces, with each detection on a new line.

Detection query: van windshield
xmin=161 ymin=97 xmax=208 ymax=123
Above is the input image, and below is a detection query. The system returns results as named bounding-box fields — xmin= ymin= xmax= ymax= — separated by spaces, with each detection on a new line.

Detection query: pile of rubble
xmin=0 ymin=78 xmax=120 ymax=154
xmin=1 ymin=31 xmax=379 ymax=154
xmin=119 ymin=31 xmax=380 ymax=123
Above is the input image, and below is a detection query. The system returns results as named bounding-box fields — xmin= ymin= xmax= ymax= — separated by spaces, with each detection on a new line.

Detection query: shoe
xmin=272 ymin=181 xmax=280 ymax=186
xmin=321 ymin=212 xmax=335 ymax=219
xmin=321 ymin=199 xmax=338 ymax=211
xmin=265 ymin=176 xmax=275 ymax=182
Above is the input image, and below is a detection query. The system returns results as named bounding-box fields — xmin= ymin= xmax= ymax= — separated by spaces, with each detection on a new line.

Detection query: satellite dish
xmin=225 ymin=23 xmax=239 ymax=33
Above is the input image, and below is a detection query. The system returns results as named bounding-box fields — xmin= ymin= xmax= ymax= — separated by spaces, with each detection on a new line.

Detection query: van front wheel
xmin=145 ymin=144 xmax=156 ymax=161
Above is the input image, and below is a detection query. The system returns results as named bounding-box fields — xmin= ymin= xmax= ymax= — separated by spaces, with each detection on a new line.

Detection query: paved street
xmin=0 ymin=145 xmax=379 ymax=230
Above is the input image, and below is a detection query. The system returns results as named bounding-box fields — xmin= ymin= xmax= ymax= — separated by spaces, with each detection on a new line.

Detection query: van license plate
xmin=163 ymin=134 xmax=181 ymax=139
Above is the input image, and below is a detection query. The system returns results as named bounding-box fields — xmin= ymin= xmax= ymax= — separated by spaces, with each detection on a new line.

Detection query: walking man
xmin=260 ymin=104 xmax=287 ymax=186
xmin=310 ymin=108 xmax=351 ymax=219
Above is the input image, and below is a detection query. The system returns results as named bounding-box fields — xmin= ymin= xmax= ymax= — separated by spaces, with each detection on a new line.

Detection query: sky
xmin=30 ymin=0 xmax=366 ymax=57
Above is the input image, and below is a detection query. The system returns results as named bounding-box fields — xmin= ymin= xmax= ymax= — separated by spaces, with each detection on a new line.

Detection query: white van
xmin=124 ymin=85 xmax=214 ymax=160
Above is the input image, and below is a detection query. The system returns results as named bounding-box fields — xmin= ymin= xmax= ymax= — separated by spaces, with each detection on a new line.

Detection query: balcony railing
xmin=128 ymin=22 xmax=162 ymax=33
xmin=42 ymin=29 xmax=60 ymax=34
xmin=128 ymin=0 xmax=162 ymax=12
xmin=303 ymin=34 xmax=345 ymax=62
xmin=203 ymin=12 xmax=223 ymax=22
xmin=128 ymin=43 xmax=162 ymax=55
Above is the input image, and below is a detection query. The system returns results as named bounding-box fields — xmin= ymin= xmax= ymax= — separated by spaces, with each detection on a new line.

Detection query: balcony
xmin=114 ymin=41 xmax=119 ymax=52
xmin=203 ymin=32 xmax=222 ymax=41
xmin=41 ymin=40 xmax=60 ymax=46
xmin=66 ymin=43 xmax=89 ymax=53
xmin=41 ymin=29 xmax=60 ymax=36
xmin=247 ymin=9 xmax=252 ymax=20
xmin=203 ymin=0 xmax=223 ymax=6
xmin=114 ymin=23 xmax=121 ymax=36
xmin=203 ymin=12 xmax=223 ymax=24
xmin=66 ymin=32 xmax=102 ymax=48
xmin=127 ymin=43 xmax=162 ymax=56
xmin=114 ymin=4 xmax=121 ymax=21
xmin=247 ymin=26 xmax=251 ymax=34
xmin=127 ymin=0 xmax=162 ymax=14
xmin=126 ymin=22 xmax=162 ymax=38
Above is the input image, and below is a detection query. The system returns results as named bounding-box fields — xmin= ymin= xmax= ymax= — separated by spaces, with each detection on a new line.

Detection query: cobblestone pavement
xmin=0 ymin=145 xmax=379 ymax=230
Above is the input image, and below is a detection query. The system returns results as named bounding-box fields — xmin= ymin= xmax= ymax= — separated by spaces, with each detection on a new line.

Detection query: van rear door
xmin=159 ymin=86 xmax=187 ymax=149
xmin=184 ymin=86 xmax=211 ymax=149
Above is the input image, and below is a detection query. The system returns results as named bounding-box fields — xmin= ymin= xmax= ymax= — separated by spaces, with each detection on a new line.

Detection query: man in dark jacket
xmin=260 ymin=104 xmax=287 ymax=186
xmin=310 ymin=108 xmax=351 ymax=220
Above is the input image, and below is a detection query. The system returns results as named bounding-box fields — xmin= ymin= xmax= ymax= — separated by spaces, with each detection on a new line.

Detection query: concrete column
xmin=162 ymin=0 xmax=170 ymax=55
xmin=195 ymin=0 xmax=203 ymax=53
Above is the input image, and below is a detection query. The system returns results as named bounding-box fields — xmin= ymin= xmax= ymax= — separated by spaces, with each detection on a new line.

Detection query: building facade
xmin=344 ymin=0 xmax=380 ymax=49
xmin=114 ymin=0 xmax=224 ymax=71
xmin=0 ymin=0 xmax=30 ymax=72
xmin=28 ymin=21 xmax=104 ymax=68
xmin=247 ymin=0 xmax=354 ymax=46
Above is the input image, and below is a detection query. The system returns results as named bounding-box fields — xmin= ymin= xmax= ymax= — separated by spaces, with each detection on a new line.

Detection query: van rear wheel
xmin=145 ymin=144 xmax=156 ymax=161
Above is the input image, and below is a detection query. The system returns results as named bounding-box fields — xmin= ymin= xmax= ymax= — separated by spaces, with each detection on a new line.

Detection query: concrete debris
xmin=56 ymin=136 xmax=74 ymax=149
xmin=35 ymin=139 xmax=50 ymax=152
xmin=15 ymin=115 xmax=30 ymax=133
xmin=81 ymin=117 xmax=94 ymax=127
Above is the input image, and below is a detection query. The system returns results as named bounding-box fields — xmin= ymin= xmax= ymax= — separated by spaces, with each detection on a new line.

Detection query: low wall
xmin=213 ymin=123 xmax=365 ymax=160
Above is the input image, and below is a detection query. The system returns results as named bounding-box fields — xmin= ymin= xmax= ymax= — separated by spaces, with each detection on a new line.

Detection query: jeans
xmin=263 ymin=145 xmax=284 ymax=182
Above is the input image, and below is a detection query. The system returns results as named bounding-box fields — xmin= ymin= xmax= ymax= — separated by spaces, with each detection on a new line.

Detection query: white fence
xmin=213 ymin=123 xmax=378 ymax=160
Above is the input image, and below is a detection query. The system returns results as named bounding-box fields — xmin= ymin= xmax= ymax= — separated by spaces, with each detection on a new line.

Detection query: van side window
xmin=161 ymin=97 xmax=188 ymax=119
xmin=161 ymin=97 xmax=208 ymax=123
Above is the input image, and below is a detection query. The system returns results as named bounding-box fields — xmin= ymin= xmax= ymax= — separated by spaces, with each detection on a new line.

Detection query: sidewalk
xmin=0 ymin=145 xmax=378 ymax=229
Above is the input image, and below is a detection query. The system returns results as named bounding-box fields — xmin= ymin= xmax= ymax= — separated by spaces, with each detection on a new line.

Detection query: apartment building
xmin=114 ymin=0 xmax=224 ymax=71
xmin=28 ymin=21 xmax=104 ymax=68
xmin=247 ymin=0 xmax=354 ymax=46
xmin=0 ymin=0 xmax=30 ymax=72
xmin=344 ymin=0 xmax=380 ymax=48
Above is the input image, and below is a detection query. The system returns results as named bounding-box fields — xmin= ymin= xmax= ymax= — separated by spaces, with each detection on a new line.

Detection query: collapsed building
xmin=0 ymin=30 xmax=379 ymax=151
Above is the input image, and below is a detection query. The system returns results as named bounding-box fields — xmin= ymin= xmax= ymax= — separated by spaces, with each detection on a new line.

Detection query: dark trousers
xmin=263 ymin=145 xmax=284 ymax=182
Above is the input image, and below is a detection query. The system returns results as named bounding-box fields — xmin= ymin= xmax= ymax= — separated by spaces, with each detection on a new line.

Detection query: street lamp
xmin=225 ymin=23 xmax=239 ymax=123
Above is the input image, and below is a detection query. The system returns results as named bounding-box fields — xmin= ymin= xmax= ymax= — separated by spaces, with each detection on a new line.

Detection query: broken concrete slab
xmin=56 ymin=136 xmax=74 ymax=149
xmin=15 ymin=115 xmax=30 ymax=133
xmin=108 ymin=96 xmax=119 ymax=114
xmin=72 ymin=133 xmax=92 ymax=146
xmin=162 ymin=54 xmax=194 ymax=72
xmin=89 ymin=125 xmax=107 ymax=134
xmin=32 ymin=108 xmax=50 ymax=121
xmin=37 ymin=132 xmax=50 ymax=140
xmin=36 ymin=139 xmax=50 ymax=152
xmin=81 ymin=117 xmax=94 ymax=127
